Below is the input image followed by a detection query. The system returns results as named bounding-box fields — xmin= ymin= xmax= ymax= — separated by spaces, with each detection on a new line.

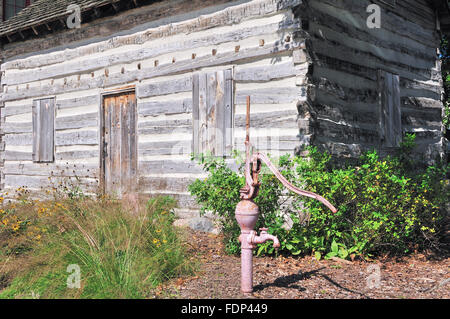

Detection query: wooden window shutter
xmin=193 ymin=69 xmax=233 ymax=157
xmin=32 ymin=98 xmax=55 ymax=163
xmin=378 ymin=70 xmax=401 ymax=148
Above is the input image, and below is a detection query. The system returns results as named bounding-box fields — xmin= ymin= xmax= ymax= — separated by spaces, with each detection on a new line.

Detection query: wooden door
xmin=102 ymin=91 xmax=137 ymax=195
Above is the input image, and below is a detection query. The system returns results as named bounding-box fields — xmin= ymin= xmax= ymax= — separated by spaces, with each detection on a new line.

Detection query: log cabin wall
xmin=0 ymin=0 xmax=308 ymax=214
xmin=296 ymin=0 xmax=445 ymax=163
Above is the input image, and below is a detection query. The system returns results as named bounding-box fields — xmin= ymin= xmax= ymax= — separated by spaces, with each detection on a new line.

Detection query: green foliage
xmin=189 ymin=138 xmax=449 ymax=259
xmin=0 ymin=195 xmax=194 ymax=299
xmin=188 ymin=152 xmax=287 ymax=254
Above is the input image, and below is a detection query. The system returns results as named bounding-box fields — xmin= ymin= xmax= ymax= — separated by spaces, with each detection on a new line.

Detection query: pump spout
xmin=250 ymin=228 xmax=280 ymax=248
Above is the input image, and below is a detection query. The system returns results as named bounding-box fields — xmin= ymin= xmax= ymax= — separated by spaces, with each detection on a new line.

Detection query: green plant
xmin=188 ymin=152 xmax=288 ymax=254
xmin=189 ymin=138 xmax=449 ymax=259
xmin=0 ymin=194 xmax=194 ymax=299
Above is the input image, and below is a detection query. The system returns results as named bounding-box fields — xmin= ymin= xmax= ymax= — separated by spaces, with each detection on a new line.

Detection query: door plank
xmin=102 ymin=92 xmax=137 ymax=195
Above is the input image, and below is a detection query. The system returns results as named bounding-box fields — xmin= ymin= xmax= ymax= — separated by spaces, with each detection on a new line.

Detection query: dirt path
xmin=159 ymin=230 xmax=450 ymax=299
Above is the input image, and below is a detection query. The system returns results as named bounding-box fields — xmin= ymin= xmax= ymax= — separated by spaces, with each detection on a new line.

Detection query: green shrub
xmin=189 ymin=139 xmax=449 ymax=259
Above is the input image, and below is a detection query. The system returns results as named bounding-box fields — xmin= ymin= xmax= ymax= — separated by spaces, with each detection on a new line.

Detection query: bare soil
xmin=158 ymin=230 xmax=450 ymax=299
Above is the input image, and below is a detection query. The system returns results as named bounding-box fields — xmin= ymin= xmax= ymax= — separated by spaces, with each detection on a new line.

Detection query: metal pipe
xmin=235 ymin=96 xmax=338 ymax=295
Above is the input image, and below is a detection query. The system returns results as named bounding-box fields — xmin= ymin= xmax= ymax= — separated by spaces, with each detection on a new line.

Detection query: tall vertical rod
xmin=245 ymin=96 xmax=251 ymax=162
xmin=244 ymin=96 xmax=251 ymax=185
xmin=246 ymin=96 xmax=250 ymax=145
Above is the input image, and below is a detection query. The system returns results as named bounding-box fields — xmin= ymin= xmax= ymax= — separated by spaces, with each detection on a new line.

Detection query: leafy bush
xmin=189 ymin=139 xmax=449 ymax=259
xmin=0 ymin=189 xmax=194 ymax=299
xmin=441 ymin=36 xmax=450 ymax=134
xmin=188 ymin=153 xmax=287 ymax=254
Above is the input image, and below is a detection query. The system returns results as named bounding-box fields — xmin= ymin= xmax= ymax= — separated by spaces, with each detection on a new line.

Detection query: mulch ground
xmin=158 ymin=230 xmax=450 ymax=299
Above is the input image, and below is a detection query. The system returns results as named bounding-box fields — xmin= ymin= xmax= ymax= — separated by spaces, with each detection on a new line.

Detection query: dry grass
xmin=0 ymin=187 xmax=195 ymax=299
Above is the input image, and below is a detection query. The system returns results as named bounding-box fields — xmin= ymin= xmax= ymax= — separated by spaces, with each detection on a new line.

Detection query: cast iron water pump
xmin=235 ymin=97 xmax=338 ymax=294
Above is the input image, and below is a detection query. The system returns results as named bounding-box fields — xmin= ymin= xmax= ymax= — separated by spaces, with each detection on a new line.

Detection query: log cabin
xmin=0 ymin=0 xmax=448 ymax=226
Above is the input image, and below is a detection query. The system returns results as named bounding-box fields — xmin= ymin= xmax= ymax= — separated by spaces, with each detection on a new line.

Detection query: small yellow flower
xmin=156 ymin=229 xmax=162 ymax=233
xmin=162 ymin=240 xmax=167 ymax=244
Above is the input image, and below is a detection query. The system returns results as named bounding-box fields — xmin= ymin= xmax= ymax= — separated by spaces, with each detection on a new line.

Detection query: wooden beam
xmin=93 ymin=8 xmax=101 ymax=17
xmin=31 ymin=26 xmax=39 ymax=36
xmin=111 ymin=2 xmax=119 ymax=13
xmin=1 ymin=0 xmax=301 ymax=63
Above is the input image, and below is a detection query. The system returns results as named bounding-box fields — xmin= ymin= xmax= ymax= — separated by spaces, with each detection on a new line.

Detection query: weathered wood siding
xmin=0 ymin=0 xmax=307 ymax=209
xmin=296 ymin=0 xmax=444 ymax=162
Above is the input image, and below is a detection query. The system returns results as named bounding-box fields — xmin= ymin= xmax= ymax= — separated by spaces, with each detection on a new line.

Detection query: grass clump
xmin=0 ymin=190 xmax=194 ymax=299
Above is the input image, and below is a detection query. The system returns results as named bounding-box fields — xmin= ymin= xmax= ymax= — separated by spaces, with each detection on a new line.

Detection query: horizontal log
xmin=401 ymin=106 xmax=442 ymax=124
xmin=139 ymin=160 xmax=204 ymax=174
xmin=3 ymin=162 xmax=99 ymax=178
xmin=315 ymin=139 xmax=368 ymax=158
xmin=400 ymin=78 xmax=442 ymax=98
xmin=234 ymin=61 xmax=297 ymax=82
xmin=235 ymin=110 xmax=298 ymax=128
xmin=55 ymin=112 xmax=98 ymax=130
xmin=314 ymin=52 xmax=440 ymax=85
xmin=56 ymin=95 xmax=99 ymax=110
xmin=2 ymin=104 xmax=32 ymax=117
xmin=1 ymin=151 xmax=33 ymax=161
xmin=55 ymin=150 xmax=99 ymax=160
xmin=138 ymin=176 xmax=197 ymax=193
xmin=402 ymin=129 xmax=442 ymax=141
xmin=3 ymin=175 xmax=99 ymax=191
xmin=137 ymin=77 xmax=193 ymax=99
xmin=3 ymin=133 xmax=33 ymax=146
xmin=2 ymin=122 xmax=32 ymax=134
xmin=55 ymin=131 xmax=98 ymax=146
xmin=313 ymin=76 xmax=379 ymax=104
xmin=236 ymin=86 xmax=306 ymax=104
xmin=2 ymin=112 xmax=98 ymax=134
xmin=139 ymin=140 xmax=192 ymax=156
xmin=138 ymin=125 xmax=192 ymax=136
xmin=138 ymin=98 xmax=193 ymax=116
xmin=235 ymin=137 xmax=310 ymax=151
xmin=315 ymin=119 xmax=380 ymax=144
xmin=314 ymin=102 xmax=377 ymax=126
xmin=401 ymin=97 xmax=443 ymax=109
xmin=138 ymin=118 xmax=192 ymax=128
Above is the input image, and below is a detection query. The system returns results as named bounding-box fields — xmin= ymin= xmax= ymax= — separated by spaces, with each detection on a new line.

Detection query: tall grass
xmin=0 ymin=191 xmax=195 ymax=299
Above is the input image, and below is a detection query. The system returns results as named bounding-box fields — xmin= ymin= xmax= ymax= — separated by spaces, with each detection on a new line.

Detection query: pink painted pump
xmin=235 ymin=96 xmax=338 ymax=294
